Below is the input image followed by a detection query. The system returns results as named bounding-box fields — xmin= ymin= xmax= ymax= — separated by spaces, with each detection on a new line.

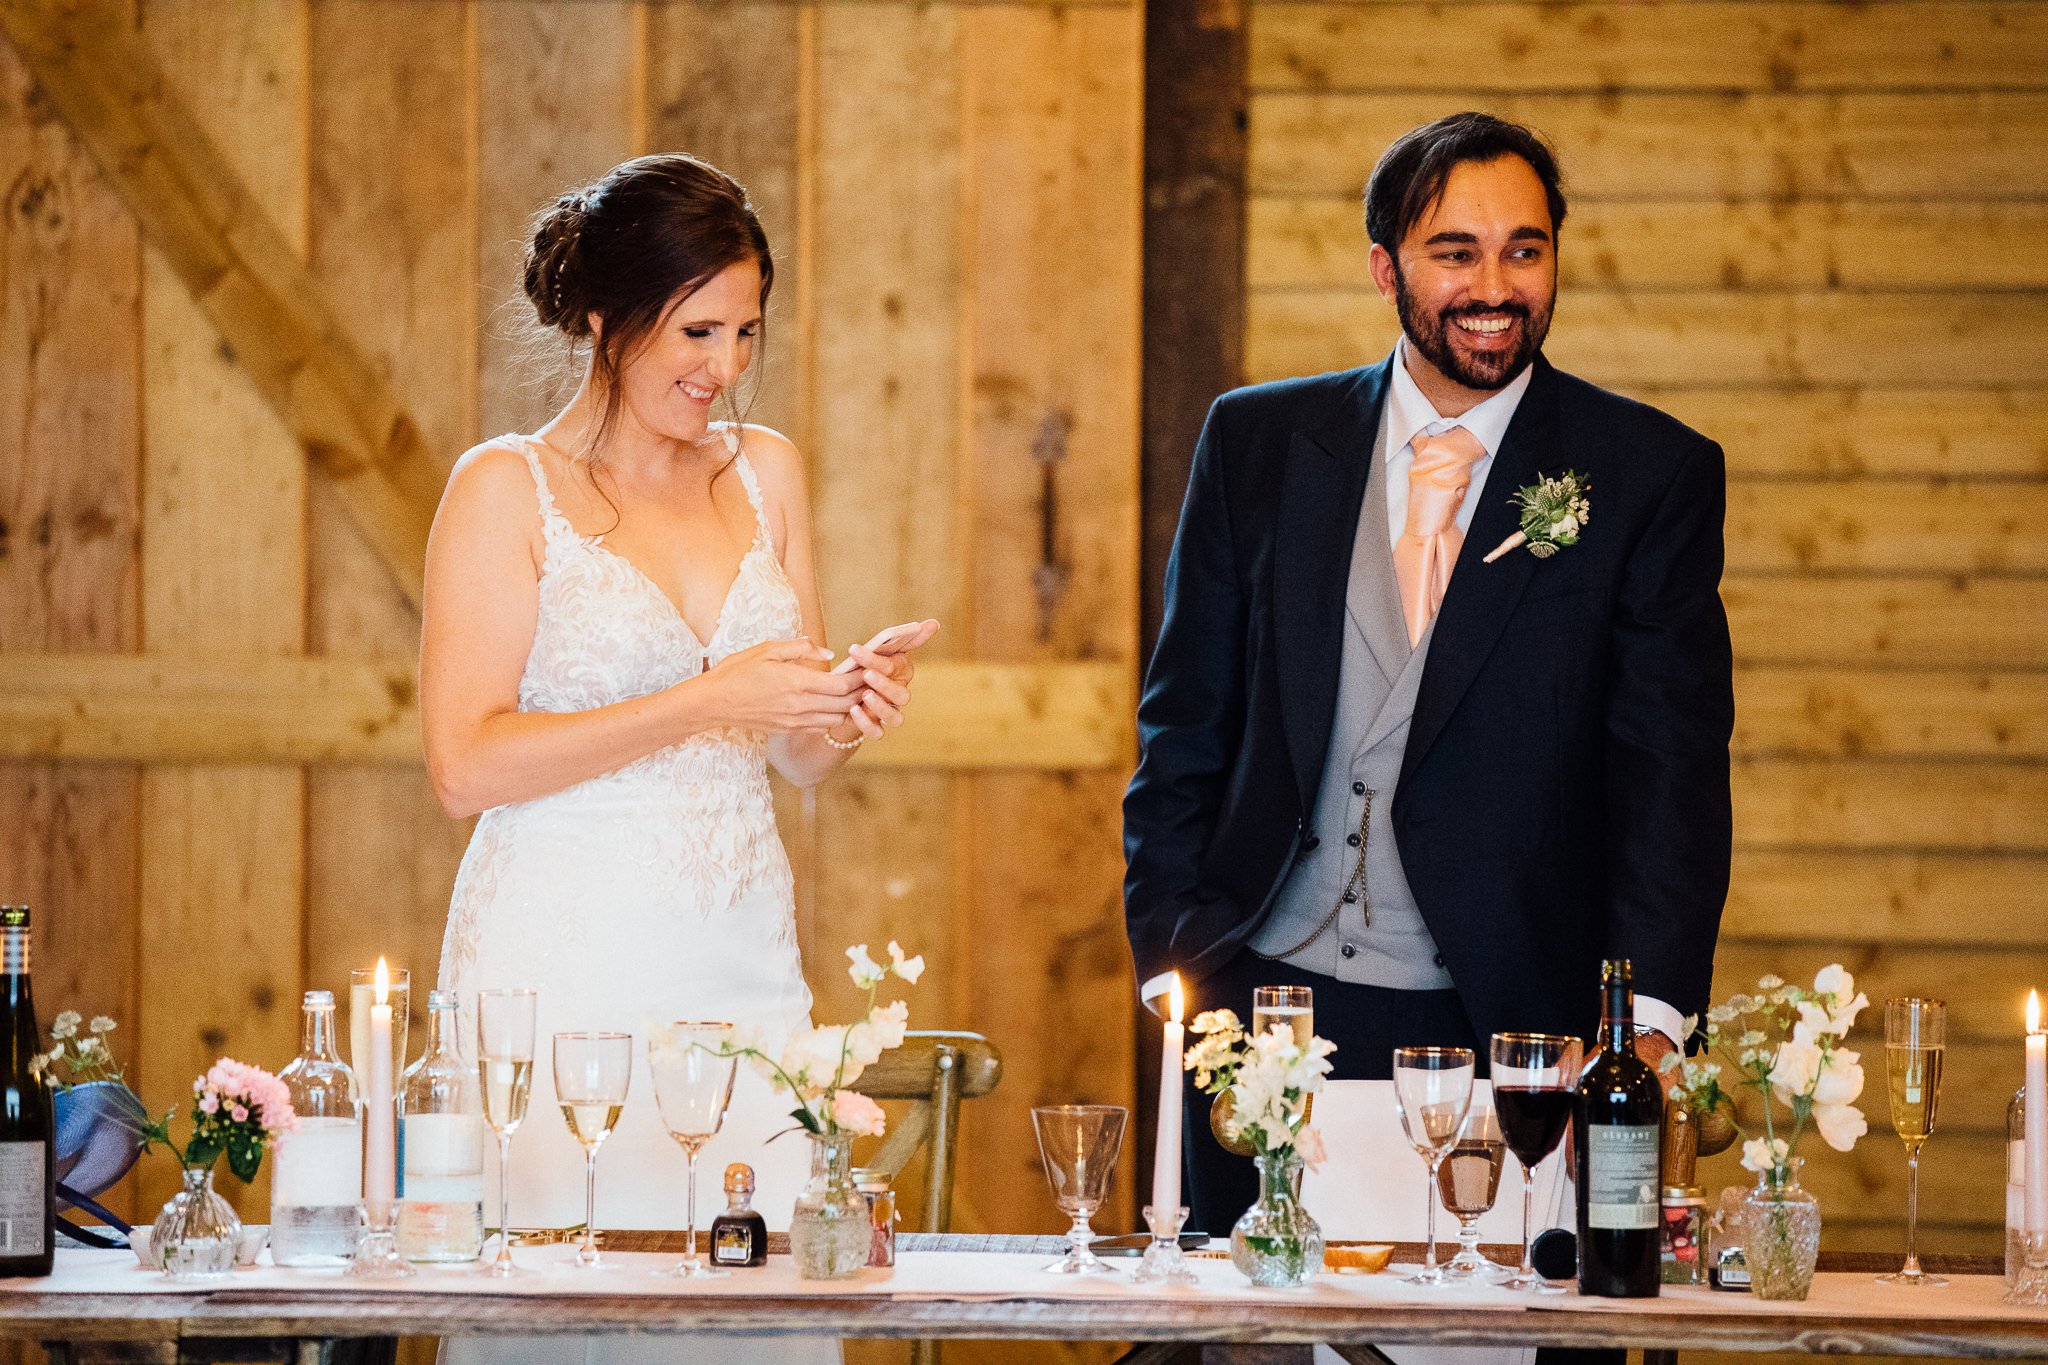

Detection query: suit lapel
xmin=1401 ymin=358 xmax=1561 ymax=786
xmin=1275 ymin=362 xmax=1388 ymax=810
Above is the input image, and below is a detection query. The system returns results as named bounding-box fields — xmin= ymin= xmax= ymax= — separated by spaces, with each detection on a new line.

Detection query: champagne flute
xmin=553 ymin=1031 xmax=632 ymax=1269
xmin=476 ymin=988 xmax=538 ymax=1278
xmin=649 ymin=1022 xmax=737 ymax=1278
xmin=1394 ymin=1046 xmax=1475 ymax=1285
xmin=1491 ymin=1031 xmax=1583 ymax=1292
xmin=1254 ymin=986 xmax=1315 ymax=1123
xmin=1438 ymin=1105 xmax=1508 ymax=1281
xmin=1030 ymin=1105 xmax=1127 ymax=1274
xmin=1879 ymin=997 xmax=1947 ymax=1287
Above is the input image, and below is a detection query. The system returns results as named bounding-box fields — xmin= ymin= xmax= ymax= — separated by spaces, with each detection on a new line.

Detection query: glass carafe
xmin=271 ymin=990 xmax=363 ymax=1266
xmin=398 ymin=990 xmax=485 ymax=1263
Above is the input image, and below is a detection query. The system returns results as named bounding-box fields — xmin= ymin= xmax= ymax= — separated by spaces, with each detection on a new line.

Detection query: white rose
xmin=1552 ymin=514 xmax=1579 ymax=537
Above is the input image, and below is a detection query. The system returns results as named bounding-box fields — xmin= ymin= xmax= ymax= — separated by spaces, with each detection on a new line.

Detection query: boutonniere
xmin=1483 ymin=470 xmax=1591 ymax=563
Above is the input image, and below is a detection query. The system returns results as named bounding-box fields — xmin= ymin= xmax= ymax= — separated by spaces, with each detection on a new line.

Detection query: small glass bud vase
xmin=152 ymin=1166 xmax=241 ymax=1279
xmin=1229 ymin=1149 xmax=1324 ymax=1288
xmin=788 ymin=1133 xmax=871 ymax=1279
xmin=1740 ymin=1159 xmax=1821 ymax=1301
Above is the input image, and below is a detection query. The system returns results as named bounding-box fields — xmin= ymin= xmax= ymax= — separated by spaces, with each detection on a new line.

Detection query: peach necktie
xmin=1393 ymin=425 xmax=1488 ymax=647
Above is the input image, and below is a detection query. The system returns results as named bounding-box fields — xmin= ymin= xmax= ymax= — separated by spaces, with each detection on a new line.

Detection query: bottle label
xmin=1586 ymin=1124 xmax=1659 ymax=1229
xmin=713 ymin=1224 xmax=753 ymax=1264
xmin=0 ymin=1142 xmax=44 ymax=1252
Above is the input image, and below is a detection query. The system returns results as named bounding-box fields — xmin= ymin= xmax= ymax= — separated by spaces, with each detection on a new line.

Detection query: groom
xmin=1124 ymin=112 xmax=1733 ymax=1230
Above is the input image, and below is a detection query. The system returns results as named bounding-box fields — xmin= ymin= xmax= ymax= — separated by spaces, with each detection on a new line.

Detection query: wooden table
xmin=7 ymin=1237 xmax=2042 ymax=1364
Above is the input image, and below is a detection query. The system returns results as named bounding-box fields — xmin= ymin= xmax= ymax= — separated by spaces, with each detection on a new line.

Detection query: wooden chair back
xmin=850 ymin=1030 xmax=1002 ymax=1234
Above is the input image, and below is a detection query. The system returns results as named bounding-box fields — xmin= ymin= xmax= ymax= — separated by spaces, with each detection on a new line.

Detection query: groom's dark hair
xmin=1364 ymin=113 xmax=1568 ymax=249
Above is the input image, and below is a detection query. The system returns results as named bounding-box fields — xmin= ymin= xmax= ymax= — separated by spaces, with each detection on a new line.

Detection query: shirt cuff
xmin=1139 ymin=971 xmax=1176 ymax=1004
xmin=1635 ymin=994 xmax=1686 ymax=1048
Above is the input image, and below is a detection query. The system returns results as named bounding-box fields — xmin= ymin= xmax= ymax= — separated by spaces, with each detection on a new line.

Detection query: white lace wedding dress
xmin=437 ymin=428 xmax=834 ymax=1364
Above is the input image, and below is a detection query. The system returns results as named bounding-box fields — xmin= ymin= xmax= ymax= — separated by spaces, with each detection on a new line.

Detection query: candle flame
xmin=2029 ymin=989 xmax=2041 ymax=1035
xmin=374 ymin=956 xmax=390 ymax=1006
xmin=1168 ymin=972 xmax=1184 ymax=1025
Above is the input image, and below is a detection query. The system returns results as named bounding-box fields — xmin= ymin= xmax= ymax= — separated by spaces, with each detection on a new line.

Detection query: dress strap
xmin=514 ymin=437 xmax=575 ymax=544
xmin=724 ymin=428 xmax=775 ymax=555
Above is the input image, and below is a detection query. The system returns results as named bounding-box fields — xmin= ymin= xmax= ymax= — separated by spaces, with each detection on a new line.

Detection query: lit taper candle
xmin=2026 ymin=990 xmax=2045 ymax=1238
xmin=364 ymin=957 xmax=397 ymax=1221
xmin=1151 ymin=973 xmax=1185 ymax=1220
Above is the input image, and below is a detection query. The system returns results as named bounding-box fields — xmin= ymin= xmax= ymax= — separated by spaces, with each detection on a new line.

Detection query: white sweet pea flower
xmin=845 ymin=944 xmax=887 ymax=989
xmin=885 ymin=941 xmax=925 ymax=984
xmin=1739 ymin=1136 xmax=1790 ymax=1174
xmin=1811 ymin=1047 xmax=1864 ymax=1107
xmin=1813 ymin=1101 xmax=1868 ymax=1152
xmin=1770 ymin=1037 xmax=1823 ymax=1100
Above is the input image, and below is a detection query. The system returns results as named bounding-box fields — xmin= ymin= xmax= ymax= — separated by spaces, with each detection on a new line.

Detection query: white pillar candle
xmin=2026 ymin=990 xmax=2046 ymax=1237
xmin=365 ymin=957 xmax=397 ymax=1220
xmin=1151 ymin=973 xmax=1184 ymax=1220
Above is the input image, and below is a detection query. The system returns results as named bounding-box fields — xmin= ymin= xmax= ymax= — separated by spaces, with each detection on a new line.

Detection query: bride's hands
xmin=696 ymin=638 xmax=865 ymax=733
xmin=830 ymin=619 xmax=940 ymax=741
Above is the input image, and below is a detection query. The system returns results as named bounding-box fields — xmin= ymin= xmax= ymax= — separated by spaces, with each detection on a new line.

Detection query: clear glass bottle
xmin=396 ymin=990 xmax=484 ymax=1263
xmin=2011 ymin=1085 xmax=2027 ymax=1286
xmin=271 ymin=990 xmax=363 ymax=1266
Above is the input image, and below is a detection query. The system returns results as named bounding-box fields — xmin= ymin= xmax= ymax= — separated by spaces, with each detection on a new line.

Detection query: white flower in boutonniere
xmin=1483 ymin=470 xmax=1592 ymax=563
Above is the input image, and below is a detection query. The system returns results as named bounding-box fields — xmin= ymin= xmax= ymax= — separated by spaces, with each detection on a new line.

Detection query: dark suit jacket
xmin=1122 ymin=354 xmax=1733 ymax=1044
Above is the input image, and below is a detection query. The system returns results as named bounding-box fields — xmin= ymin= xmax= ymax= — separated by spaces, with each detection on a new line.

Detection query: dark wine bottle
xmin=1573 ymin=957 xmax=1660 ymax=1297
xmin=0 ymin=905 xmax=53 ymax=1277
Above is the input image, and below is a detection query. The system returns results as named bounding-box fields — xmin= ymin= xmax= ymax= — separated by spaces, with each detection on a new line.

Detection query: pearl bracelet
xmin=823 ymin=730 xmax=864 ymax=752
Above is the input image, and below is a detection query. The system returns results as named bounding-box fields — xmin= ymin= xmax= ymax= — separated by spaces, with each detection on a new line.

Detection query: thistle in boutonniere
xmin=1483 ymin=470 xmax=1592 ymax=562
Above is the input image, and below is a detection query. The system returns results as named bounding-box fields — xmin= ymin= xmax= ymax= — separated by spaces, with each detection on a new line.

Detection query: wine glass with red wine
xmin=1490 ymin=1031 xmax=1583 ymax=1292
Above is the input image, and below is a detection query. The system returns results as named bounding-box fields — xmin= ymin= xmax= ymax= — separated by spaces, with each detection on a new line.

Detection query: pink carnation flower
xmin=229 ymin=1104 xmax=249 ymax=1123
xmin=828 ymin=1089 xmax=886 ymax=1138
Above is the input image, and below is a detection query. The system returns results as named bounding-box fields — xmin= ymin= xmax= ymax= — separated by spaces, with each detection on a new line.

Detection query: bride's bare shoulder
xmin=437 ymin=437 xmax=546 ymax=531
xmin=724 ymin=422 xmax=807 ymax=493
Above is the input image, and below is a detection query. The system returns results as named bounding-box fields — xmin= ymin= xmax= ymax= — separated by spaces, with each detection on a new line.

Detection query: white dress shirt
xmin=1144 ymin=344 xmax=1685 ymax=1048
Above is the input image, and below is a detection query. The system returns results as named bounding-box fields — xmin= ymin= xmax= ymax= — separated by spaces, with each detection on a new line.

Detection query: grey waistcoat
xmin=1247 ymin=407 xmax=1454 ymax=991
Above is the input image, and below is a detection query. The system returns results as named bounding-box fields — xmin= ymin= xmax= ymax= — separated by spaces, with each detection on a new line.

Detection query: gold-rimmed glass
xmin=1879 ymin=997 xmax=1947 ymax=1287
xmin=649 ymin=1022 xmax=737 ymax=1278
xmin=1393 ymin=1046 xmax=1475 ymax=1285
xmin=552 ymin=1031 xmax=631 ymax=1269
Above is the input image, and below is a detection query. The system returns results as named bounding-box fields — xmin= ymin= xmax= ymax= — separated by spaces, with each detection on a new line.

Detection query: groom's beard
xmin=1394 ymin=268 xmax=1552 ymax=393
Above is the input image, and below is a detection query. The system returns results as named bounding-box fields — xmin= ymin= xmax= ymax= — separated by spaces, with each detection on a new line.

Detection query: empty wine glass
xmin=552 ymin=1031 xmax=632 ymax=1269
xmin=476 ymin=988 xmax=538 ymax=1279
xmin=649 ymin=1022 xmax=737 ymax=1278
xmin=1491 ymin=1031 xmax=1582 ymax=1292
xmin=1394 ymin=1045 xmax=1475 ymax=1285
xmin=1031 ymin=1105 xmax=1127 ymax=1274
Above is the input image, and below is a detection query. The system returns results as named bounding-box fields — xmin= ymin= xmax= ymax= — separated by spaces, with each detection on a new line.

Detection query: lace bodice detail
xmin=517 ymin=428 xmax=801 ymax=713
xmin=437 ymin=428 xmax=806 ymax=997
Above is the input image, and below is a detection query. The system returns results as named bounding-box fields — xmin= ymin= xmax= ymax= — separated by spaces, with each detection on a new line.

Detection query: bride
xmin=419 ymin=153 xmax=936 ymax=1361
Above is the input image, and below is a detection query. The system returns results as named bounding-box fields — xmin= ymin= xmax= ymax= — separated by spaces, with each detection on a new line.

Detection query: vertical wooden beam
xmin=133 ymin=0 xmax=311 ymax=1222
xmin=960 ymin=20 xmax=1141 ymax=1363
xmin=0 ymin=4 xmax=142 ymax=1221
xmin=304 ymin=0 xmax=477 ymax=1036
xmin=806 ymin=4 xmax=964 ymax=1048
xmin=475 ymin=1 xmax=643 ymax=438
xmin=646 ymin=1 xmax=810 ymax=452
xmin=1141 ymin=0 xmax=1246 ymax=655
xmin=1137 ymin=0 xmax=1247 ymax=1234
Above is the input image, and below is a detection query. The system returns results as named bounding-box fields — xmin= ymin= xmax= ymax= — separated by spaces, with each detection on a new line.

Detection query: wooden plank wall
xmin=1244 ymin=0 xmax=2047 ymax=1264
xmin=0 ymin=8 xmax=1138 ymax=1363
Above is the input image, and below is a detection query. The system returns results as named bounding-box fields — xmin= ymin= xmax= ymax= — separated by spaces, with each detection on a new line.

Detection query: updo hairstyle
xmin=522 ymin=153 xmax=774 ymax=455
